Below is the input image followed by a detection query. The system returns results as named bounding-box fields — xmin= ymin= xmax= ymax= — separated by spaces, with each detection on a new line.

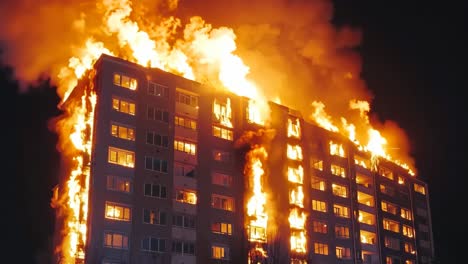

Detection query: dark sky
xmin=4 ymin=0 xmax=467 ymax=263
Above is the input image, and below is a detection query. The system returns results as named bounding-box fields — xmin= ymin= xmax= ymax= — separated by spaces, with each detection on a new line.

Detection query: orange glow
xmin=289 ymin=186 xmax=304 ymax=208
xmin=290 ymin=230 xmax=307 ymax=253
xmin=288 ymin=165 xmax=304 ymax=184
xmin=311 ymin=101 xmax=338 ymax=132
xmin=287 ymin=118 xmax=301 ymax=139
xmin=288 ymin=208 xmax=306 ymax=230
xmin=213 ymin=98 xmax=233 ymax=128
xmin=329 ymin=141 xmax=346 ymax=157
xmin=287 ymin=144 xmax=303 ymax=161
xmin=247 ymin=99 xmax=268 ymax=126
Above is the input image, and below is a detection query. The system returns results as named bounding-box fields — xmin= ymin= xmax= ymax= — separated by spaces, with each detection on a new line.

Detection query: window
xmin=111 ymin=123 xmax=135 ymax=141
xmin=384 ymin=236 xmax=400 ymax=250
xmin=212 ymin=172 xmax=232 ymax=187
xmin=172 ymin=241 xmax=195 ymax=255
xmin=335 ymin=224 xmax=350 ymax=239
xmin=113 ymin=73 xmax=137 ymax=90
xmin=212 ymin=245 xmax=229 ymax=260
xmin=333 ymin=204 xmax=350 ymax=218
xmin=144 ymin=183 xmax=167 ymax=199
xmin=174 ymin=139 xmax=196 ymax=155
xmin=105 ymin=202 xmax=131 ymax=221
xmin=312 ymin=199 xmax=327 ymax=212
xmin=357 ymin=191 xmax=375 ymax=207
xmin=332 ymin=183 xmax=348 ymax=198
xmin=176 ymin=90 xmax=198 ymax=107
xmin=401 ymin=208 xmax=412 ymax=220
xmin=355 ymin=155 xmax=370 ymax=169
xmin=212 ymin=194 xmax=234 ymax=211
xmin=380 ymin=184 xmax=395 ymax=196
xmin=175 ymin=189 xmax=197 ymax=205
xmin=146 ymin=131 xmax=169 ymax=147
xmin=112 ymin=97 xmax=136 ymax=115
xmin=287 ymin=144 xmax=303 ymax=161
xmin=312 ymin=220 xmax=328 ymax=234
xmin=379 ymin=166 xmax=394 ymax=180
xmin=314 ymin=242 xmax=329 ymax=255
xmin=383 ymin=218 xmax=400 ymax=233
xmin=174 ymin=163 xmax=196 ymax=178
xmin=336 ymin=246 xmax=351 ymax=259
xmin=360 ymin=230 xmax=376 ymax=245
xmin=414 ymin=183 xmax=426 ymax=195
xmin=311 ymin=158 xmax=323 ymax=171
xmin=172 ymin=214 xmax=196 ymax=229
xmin=108 ymin=147 xmax=135 ymax=168
xmin=175 ymin=115 xmax=197 ymax=130
xmin=405 ymin=260 xmax=415 ymax=264
xmin=331 ymin=164 xmax=346 ymax=178
xmin=359 ymin=210 xmax=376 ymax=225
xmin=142 ymin=237 xmax=166 ymax=252
xmin=107 ymin=175 xmax=132 ymax=193
xmin=213 ymin=98 xmax=232 ymax=127
xmin=398 ymin=176 xmax=405 ymax=184
xmin=382 ymin=201 xmax=398 ymax=215
xmin=356 ymin=172 xmax=372 ymax=188
xmin=143 ymin=209 xmax=166 ymax=225
xmin=104 ymin=232 xmax=128 ymax=249
xmin=311 ymin=176 xmax=326 ymax=191
xmin=213 ymin=125 xmax=233 ymax=141
xmin=144 ymin=156 xmax=168 ymax=173
xmin=147 ymin=105 xmax=169 ymax=123
xmin=287 ymin=118 xmax=301 ymax=138
xmin=404 ymin=242 xmax=415 ymax=254
xmin=213 ymin=150 xmax=231 ymax=162
xmin=212 ymin=222 xmax=232 ymax=235
xmin=288 ymin=165 xmax=304 ymax=184
xmin=402 ymin=225 xmax=414 ymax=238
xmin=148 ymin=82 xmax=168 ymax=98
xmin=386 ymin=256 xmax=401 ymax=264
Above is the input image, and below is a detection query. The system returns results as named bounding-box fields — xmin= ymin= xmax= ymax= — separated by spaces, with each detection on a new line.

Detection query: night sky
xmin=3 ymin=1 xmax=466 ymax=263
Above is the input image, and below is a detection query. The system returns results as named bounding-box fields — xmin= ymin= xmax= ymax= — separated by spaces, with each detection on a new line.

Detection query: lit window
xmin=174 ymin=139 xmax=197 ymax=155
xmin=146 ymin=131 xmax=169 ymax=147
xmin=335 ymin=224 xmax=350 ymax=239
xmin=143 ymin=209 xmax=166 ymax=225
xmin=176 ymin=90 xmax=198 ymax=107
xmin=360 ymin=230 xmax=376 ymax=245
xmin=114 ymin=73 xmax=137 ymax=90
xmin=107 ymin=175 xmax=132 ymax=193
xmin=148 ymin=82 xmax=168 ymax=98
xmin=108 ymin=146 xmax=135 ymax=168
xmin=111 ymin=123 xmax=135 ymax=141
xmin=329 ymin=141 xmax=346 ymax=157
xmin=383 ymin=218 xmax=400 ymax=233
xmin=175 ymin=115 xmax=197 ymax=130
xmin=398 ymin=175 xmax=405 ymax=184
xmin=312 ymin=199 xmax=327 ymax=213
xmin=401 ymin=208 xmax=412 ymax=220
xmin=213 ymin=150 xmax=231 ymax=162
xmin=314 ymin=242 xmax=329 ymax=255
xmin=356 ymin=172 xmax=372 ymax=188
xmin=212 ymin=172 xmax=232 ymax=187
xmin=311 ymin=176 xmax=326 ymax=191
xmin=354 ymin=155 xmax=370 ymax=168
xmin=141 ymin=237 xmax=166 ymax=252
xmin=212 ymin=245 xmax=229 ymax=260
xmin=332 ymin=183 xmax=348 ymax=198
xmin=414 ymin=183 xmax=426 ymax=195
xmin=212 ymin=194 xmax=234 ymax=211
xmin=146 ymin=106 xmax=169 ymax=122
xmin=213 ymin=125 xmax=233 ymax=141
xmin=112 ymin=97 xmax=135 ymax=115
xmin=386 ymin=256 xmax=401 ymax=264
xmin=405 ymin=260 xmax=415 ymax=264
xmin=358 ymin=210 xmax=376 ymax=225
xmin=288 ymin=165 xmax=304 ymax=184
xmin=384 ymin=237 xmax=400 ymax=250
xmin=336 ymin=246 xmax=351 ymax=259
xmin=404 ymin=242 xmax=416 ymax=254
xmin=333 ymin=204 xmax=350 ymax=218
xmin=312 ymin=220 xmax=328 ymax=234
xmin=402 ymin=225 xmax=414 ymax=238
xmin=311 ymin=158 xmax=323 ymax=171
xmin=144 ymin=156 xmax=168 ymax=173
xmin=381 ymin=201 xmax=398 ymax=215
xmin=104 ymin=232 xmax=128 ymax=249
xmin=287 ymin=144 xmax=303 ymax=161
xmin=357 ymin=191 xmax=374 ymax=207
xmin=379 ymin=166 xmax=394 ymax=180
xmin=105 ymin=202 xmax=131 ymax=221
xmin=144 ymin=183 xmax=167 ymax=199
xmin=287 ymin=118 xmax=301 ymax=138
xmin=174 ymin=163 xmax=196 ymax=178
xmin=212 ymin=222 xmax=232 ymax=235
xmin=380 ymin=184 xmax=395 ymax=196
xmin=331 ymin=164 xmax=346 ymax=178
xmin=172 ymin=214 xmax=196 ymax=229
xmin=175 ymin=189 xmax=197 ymax=205
xmin=172 ymin=240 xmax=195 ymax=255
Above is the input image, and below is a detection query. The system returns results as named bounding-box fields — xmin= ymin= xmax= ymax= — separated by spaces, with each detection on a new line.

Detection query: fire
xmin=287 ymin=144 xmax=303 ymax=161
xmin=213 ymin=98 xmax=233 ymax=128
xmin=288 ymin=208 xmax=306 ymax=229
xmin=287 ymin=165 xmax=304 ymax=184
xmin=287 ymin=118 xmax=301 ymax=139
xmin=289 ymin=186 xmax=304 ymax=208
xmin=329 ymin=141 xmax=346 ymax=157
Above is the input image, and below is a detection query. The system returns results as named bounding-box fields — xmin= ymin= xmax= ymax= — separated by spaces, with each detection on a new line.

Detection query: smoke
xmin=0 ymin=0 xmax=413 ymax=169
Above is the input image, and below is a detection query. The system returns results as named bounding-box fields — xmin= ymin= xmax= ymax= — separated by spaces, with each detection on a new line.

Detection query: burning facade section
xmin=51 ymin=54 xmax=434 ymax=264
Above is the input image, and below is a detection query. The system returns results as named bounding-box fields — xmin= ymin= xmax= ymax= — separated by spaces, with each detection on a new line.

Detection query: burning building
xmin=51 ymin=53 xmax=434 ymax=264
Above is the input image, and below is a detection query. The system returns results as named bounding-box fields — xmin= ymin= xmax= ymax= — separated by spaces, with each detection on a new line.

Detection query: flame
xmin=329 ymin=141 xmax=345 ymax=157
xmin=287 ymin=118 xmax=301 ymax=139
xmin=247 ymin=99 xmax=268 ymax=126
xmin=288 ymin=208 xmax=306 ymax=229
xmin=287 ymin=144 xmax=303 ymax=161
xmin=290 ymin=230 xmax=307 ymax=253
xmin=213 ymin=98 xmax=233 ymax=128
xmin=287 ymin=165 xmax=304 ymax=184
xmin=311 ymin=101 xmax=339 ymax=132
xmin=289 ymin=186 xmax=304 ymax=208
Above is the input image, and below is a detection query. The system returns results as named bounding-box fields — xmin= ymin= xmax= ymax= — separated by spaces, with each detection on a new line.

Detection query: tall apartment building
xmin=59 ymin=54 xmax=434 ymax=264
